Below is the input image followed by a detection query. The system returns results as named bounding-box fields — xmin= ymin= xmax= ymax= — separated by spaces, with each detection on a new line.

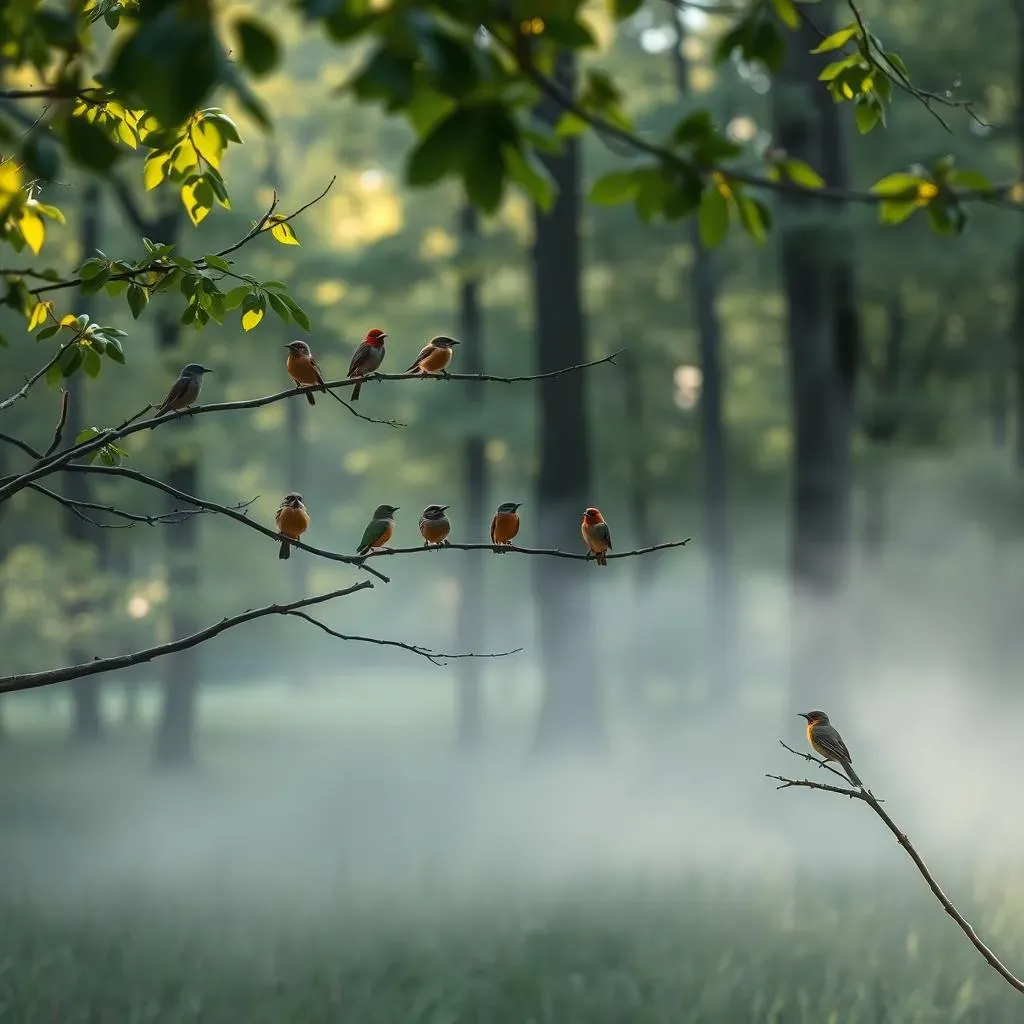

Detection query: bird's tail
xmin=279 ymin=539 xmax=291 ymax=560
xmin=351 ymin=380 xmax=362 ymax=402
xmin=357 ymin=545 xmax=369 ymax=556
xmin=841 ymin=760 xmax=862 ymax=787
xmin=595 ymin=550 xmax=607 ymax=566
xmin=304 ymin=390 xmax=316 ymax=406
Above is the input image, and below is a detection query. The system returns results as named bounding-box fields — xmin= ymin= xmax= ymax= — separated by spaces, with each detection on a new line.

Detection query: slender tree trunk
xmin=66 ymin=182 xmax=105 ymax=744
xmin=530 ymin=51 xmax=605 ymax=755
xmin=454 ymin=203 xmax=485 ymax=750
xmin=672 ymin=13 xmax=737 ymax=705
xmin=772 ymin=3 xmax=857 ymax=706
xmin=1015 ymin=1 xmax=1024 ymax=467
xmin=151 ymin=209 xmax=202 ymax=768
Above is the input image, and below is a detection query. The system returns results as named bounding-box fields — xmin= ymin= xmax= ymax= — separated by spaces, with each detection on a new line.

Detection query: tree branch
xmin=42 ymin=389 xmax=70 ymax=458
xmin=771 ymin=742 xmax=1024 ymax=995
xmin=360 ymin=538 xmax=691 ymax=563
xmin=0 ymin=432 xmax=43 ymax=459
xmin=286 ymin=610 xmax=523 ymax=667
xmin=0 ymin=340 xmax=77 ymax=414
xmin=0 ymin=581 xmax=376 ymax=695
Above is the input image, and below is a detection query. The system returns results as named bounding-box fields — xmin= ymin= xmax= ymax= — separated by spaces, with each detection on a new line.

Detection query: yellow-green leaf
xmin=269 ymin=218 xmax=300 ymax=246
xmin=180 ymin=176 xmax=214 ymax=226
xmin=143 ymin=152 xmax=170 ymax=191
xmin=27 ymin=300 xmax=51 ymax=332
xmin=810 ymin=24 xmax=858 ymax=54
xmin=697 ymin=185 xmax=730 ymax=248
xmin=241 ymin=306 xmax=264 ymax=331
xmin=781 ymin=158 xmax=825 ymax=189
xmin=770 ymin=0 xmax=800 ymax=30
xmin=192 ymin=119 xmax=224 ymax=169
xmin=17 ymin=209 xmax=45 ymax=254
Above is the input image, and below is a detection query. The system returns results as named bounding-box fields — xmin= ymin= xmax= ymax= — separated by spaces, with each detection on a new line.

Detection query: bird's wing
xmin=489 ymin=516 xmax=497 ymax=543
xmin=591 ymin=522 xmax=612 ymax=547
xmin=405 ymin=344 xmax=433 ymax=372
xmin=358 ymin=518 xmax=387 ymax=550
xmin=348 ymin=342 xmax=371 ymax=377
xmin=157 ymin=375 xmax=190 ymax=412
xmin=309 ymin=355 xmax=326 ymax=385
xmin=815 ymin=726 xmax=852 ymax=764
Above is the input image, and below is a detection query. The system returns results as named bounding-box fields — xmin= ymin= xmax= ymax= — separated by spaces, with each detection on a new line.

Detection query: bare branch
xmin=42 ymin=389 xmax=70 ymax=458
xmin=772 ymin=743 xmax=1024 ymax=995
xmin=0 ymin=432 xmax=43 ymax=459
xmin=0 ymin=340 xmax=77 ymax=414
xmin=286 ymin=611 xmax=523 ymax=667
xmin=360 ymin=538 xmax=691 ymax=563
xmin=0 ymin=581 xmax=375 ymax=695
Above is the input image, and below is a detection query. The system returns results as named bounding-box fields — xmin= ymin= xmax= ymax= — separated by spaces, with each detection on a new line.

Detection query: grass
xmin=1 ymin=686 xmax=1023 ymax=1022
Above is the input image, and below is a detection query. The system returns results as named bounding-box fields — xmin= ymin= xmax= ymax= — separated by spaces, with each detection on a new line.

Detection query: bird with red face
xmin=347 ymin=328 xmax=387 ymax=401
xmin=285 ymin=340 xmax=327 ymax=405
xmin=581 ymin=507 xmax=612 ymax=566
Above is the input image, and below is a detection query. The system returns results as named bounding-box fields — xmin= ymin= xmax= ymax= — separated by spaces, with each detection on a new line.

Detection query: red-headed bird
xmin=406 ymin=336 xmax=459 ymax=376
xmin=357 ymin=504 xmax=399 ymax=555
xmin=285 ymin=340 xmax=327 ymax=405
xmin=581 ymin=507 xmax=612 ymax=566
xmin=347 ymin=328 xmax=387 ymax=401
xmin=490 ymin=501 xmax=522 ymax=551
xmin=275 ymin=492 xmax=310 ymax=560
xmin=418 ymin=504 xmax=451 ymax=548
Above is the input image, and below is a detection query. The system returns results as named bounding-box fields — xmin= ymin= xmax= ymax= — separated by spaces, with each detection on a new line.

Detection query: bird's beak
xmin=450 ymin=340 xmax=461 ymax=345
xmin=440 ymin=505 xmax=450 ymax=512
xmin=202 ymin=366 xmax=214 ymax=373
xmin=798 ymin=713 xmax=811 ymax=721
xmin=391 ymin=506 xmax=400 ymax=512
xmin=284 ymin=344 xmax=292 ymax=349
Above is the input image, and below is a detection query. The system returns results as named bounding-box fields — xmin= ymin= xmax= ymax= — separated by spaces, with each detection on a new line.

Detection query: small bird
xmin=155 ymin=363 xmax=213 ymax=418
xmin=285 ymin=340 xmax=327 ymax=406
xmin=347 ymin=328 xmax=387 ymax=401
xmin=581 ymin=506 xmax=612 ymax=566
xmin=275 ymin=492 xmax=310 ymax=560
xmin=490 ymin=501 xmax=523 ymax=551
xmin=418 ymin=504 xmax=451 ymax=548
xmin=405 ymin=336 xmax=460 ymax=377
xmin=799 ymin=710 xmax=863 ymax=787
xmin=357 ymin=503 xmax=399 ymax=555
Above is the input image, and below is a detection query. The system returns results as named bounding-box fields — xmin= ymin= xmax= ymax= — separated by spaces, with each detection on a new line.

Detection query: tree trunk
xmin=151 ymin=209 xmax=202 ymax=769
xmin=771 ymin=3 xmax=857 ymax=705
xmin=530 ymin=51 xmax=605 ymax=755
xmin=1015 ymin=1 xmax=1024 ymax=467
xmin=454 ymin=203 xmax=486 ymax=750
xmin=66 ymin=182 xmax=105 ymax=744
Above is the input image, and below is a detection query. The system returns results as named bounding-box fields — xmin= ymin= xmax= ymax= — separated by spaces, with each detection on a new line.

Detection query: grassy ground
xmin=1 ymin=686 xmax=1022 ymax=1023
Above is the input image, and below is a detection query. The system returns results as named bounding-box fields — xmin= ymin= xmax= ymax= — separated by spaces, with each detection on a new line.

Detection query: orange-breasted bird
xmin=357 ymin=504 xmax=399 ymax=555
xmin=405 ymin=336 xmax=459 ymax=377
xmin=419 ymin=504 xmax=451 ymax=548
xmin=347 ymin=328 xmax=387 ymax=402
xmin=799 ymin=710 xmax=863 ymax=788
xmin=581 ymin=506 xmax=612 ymax=566
xmin=490 ymin=501 xmax=522 ymax=551
xmin=275 ymin=492 xmax=310 ymax=560
xmin=285 ymin=340 xmax=327 ymax=406
xmin=155 ymin=363 xmax=213 ymax=418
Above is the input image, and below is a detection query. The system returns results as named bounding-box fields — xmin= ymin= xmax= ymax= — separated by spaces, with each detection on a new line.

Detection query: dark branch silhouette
xmin=42 ymin=390 xmax=70 ymax=458
xmin=360 ymin=538 xmax=691 ymax=563
xmin=770 ymin=742 xmax=1024 ymax=995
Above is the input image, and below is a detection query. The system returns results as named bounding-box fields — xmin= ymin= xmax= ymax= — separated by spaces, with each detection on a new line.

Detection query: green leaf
xmin=203 ymin=253 xmax=232 ymax=272
xmin=736 ymin=194 xmax=769 ymax=243
xmin=80 ymin=267 xmax=111 ymax=296
xmin=127 ymin=283 xmax=149 ymax=319
xmin=223 ymin=285 xmax=250 ymax=310
xmin=60 ymin=347 xmax=83 ymax=378
xmin=105 ymin=337 xmax=126 ymax=364
xmin=854 ymin=101 xmax=880 ymax=134
xmin=348 ymin=46 xmax=416 ymax=110
xmin=769 ymin=0 xmax=800 ymax=30
xmin=818 ymin=55 xmax=861 ymax=81
xmin=870 ymin=172 xmax=926 ymax=197
xmin=79 ymin=257 xmax=109 ymax=281
xmin=810 ymin=24 xmax=858 ymax=53
xmin=65 ymin=115 xmax=120 ymax=172
xmin=82 ymin=346 xmax=103 ymax=378
xmin=672 ymin=110 xmax=715 ymax=146
xmin=234 ymin=16 xmax=280 ymax=78
xmin=502 ymin=144 xmax=557 ymax=212
xmin=878 ymin=199 xmax=919 ymax=225
xmin=406 ymin=109 xmax=474 ymax=187
xmin=882 ymin=50 xmax=909 ymax=78
xmin=280 ymin=295 xmax=311 ymax=332
xmin=780 ymin=158 xmax=825 ymax=189
xmin=697 ymin=185 xmax=730 ymax=247
xmin=589 ymin=170 xmax=642 ymax=206
xmin=267 ymin=290 xmax=293 ymax=324
xmin=951 ymin=169 xmax=992 ymax=192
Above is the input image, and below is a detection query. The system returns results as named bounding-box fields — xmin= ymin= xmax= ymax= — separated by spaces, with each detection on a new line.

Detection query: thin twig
xmin=0 ymin=340 xmax=77 ymax=414
xmin=42 ymin=390 xmax=70 ymax=458
xmin=360 ymin=538 xmax=691 ymax=563
xmin=286 ymin=611 xmax=523 ymax=667
xmin=0 ymin=432 xmax=43 ymax=459
xmin=772 ymin=743 xmax=1024 ymax=995
xmin=0 ymin=581 xmax=376 ymax=695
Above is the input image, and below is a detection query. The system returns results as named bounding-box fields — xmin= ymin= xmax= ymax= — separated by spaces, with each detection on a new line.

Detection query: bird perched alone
xmin=406 ymin=336 xmax=459 ymax=377
xmin=285 ymin=340 xmax=327 ymax=405
xmin=581 ymin=507 xmax=612 ymax=566
xmin=347 ymin=328 xmax=387 ymax=402
xmin=490 ymin=501 xmax=522 ymax=551
xmin=275 ymin=492 xmax=310 ymax=560
xmin=357 ymin=504 xmax=399 ymax=555
xmin=799 ymin=710 xmax=862 ymax=788
xmin=418 ymin=504 xmax=451 ymax=548
xmin=154 ymin=363 xmax=213 ymax=419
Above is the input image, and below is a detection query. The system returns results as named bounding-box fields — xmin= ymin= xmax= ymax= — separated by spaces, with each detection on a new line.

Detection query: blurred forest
xmin=3 ymin=0 xmax=1024 ymax=1017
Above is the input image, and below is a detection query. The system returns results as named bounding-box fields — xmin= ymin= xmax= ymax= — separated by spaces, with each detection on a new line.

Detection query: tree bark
xmin=530 ymin=51 xmax=605 ymax=755
xmin=454 ymin=203 xmax=486 ymax=750
xmin=771 ymin=3 xmax=858 ymax=704
xmin=65 ymin=182 xmax=105 ymax=744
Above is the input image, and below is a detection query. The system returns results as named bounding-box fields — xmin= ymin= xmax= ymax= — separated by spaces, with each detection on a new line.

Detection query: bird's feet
xmin=440 ymin=369 xmax=450 ymax=379
xmin=443 ymin=539 xmax=450 ymax=547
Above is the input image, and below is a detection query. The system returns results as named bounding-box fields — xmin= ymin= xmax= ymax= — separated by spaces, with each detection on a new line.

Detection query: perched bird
xmin=155 ymin=363 xmax=213 ymax=418
xmin=357 ymin=503 xmax=399 ymax=555
xmin=275 ymin=492 xmax=310 ymax=560
xmin=490 ymin=501 xmax=523 ymax=551
xmin=285 ymin=340 xmax=327 ymax=406
xmin=418 ymin=504 xmax=451 ymax=548
xmin=405 ymin=336 xmax=459 ymax=377
xmin=799 ymin=710 xmax=862 ymax=787
xmin=581 ymin=506 xmax=612 ymax=566
xmin=347 ymin=328 xmax=387 ymax=401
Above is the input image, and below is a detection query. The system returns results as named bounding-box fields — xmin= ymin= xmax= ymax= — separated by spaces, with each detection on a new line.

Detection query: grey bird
xmin=155 ymin=363 xmax=214 ymax=418
xmin=799 ymin=710 xmax=863 ymax=788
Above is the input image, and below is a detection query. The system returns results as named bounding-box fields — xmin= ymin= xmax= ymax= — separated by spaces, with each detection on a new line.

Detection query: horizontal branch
xmin=287 ymin=611 xmax=522 ymax=667
xmin=0 ymin=581 xmax=375 ymax=694
xmin=360 ymin=538 xmax=691 ymax=563
xmin=772 ymin=741 xmax=1024 ymax=995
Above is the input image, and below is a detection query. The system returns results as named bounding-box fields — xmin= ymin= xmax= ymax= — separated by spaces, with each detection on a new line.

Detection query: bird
xmin=154 ymin=363 xmax=213 ymax=419
xmin=799 ymin=710 xmax=863 ymax=787
xmin=581 ymin=506 xmax=612 ymax=566
xmin=357 ymin=504 xmax=399 ymax=555
xmin=347 ymin=328 xmax=387 ymax=401
xmin=285 ymin=340 xmax=327 ymax=406
xmin=490 ymin=501 xmax=523 ymax=551
xmin=405 ymin=336 xmax=459 ymax=377
xmin=275 ymin=492 xmax=310 ymax=560
xmin=418 ymin=504 xmax=451 ymax=548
